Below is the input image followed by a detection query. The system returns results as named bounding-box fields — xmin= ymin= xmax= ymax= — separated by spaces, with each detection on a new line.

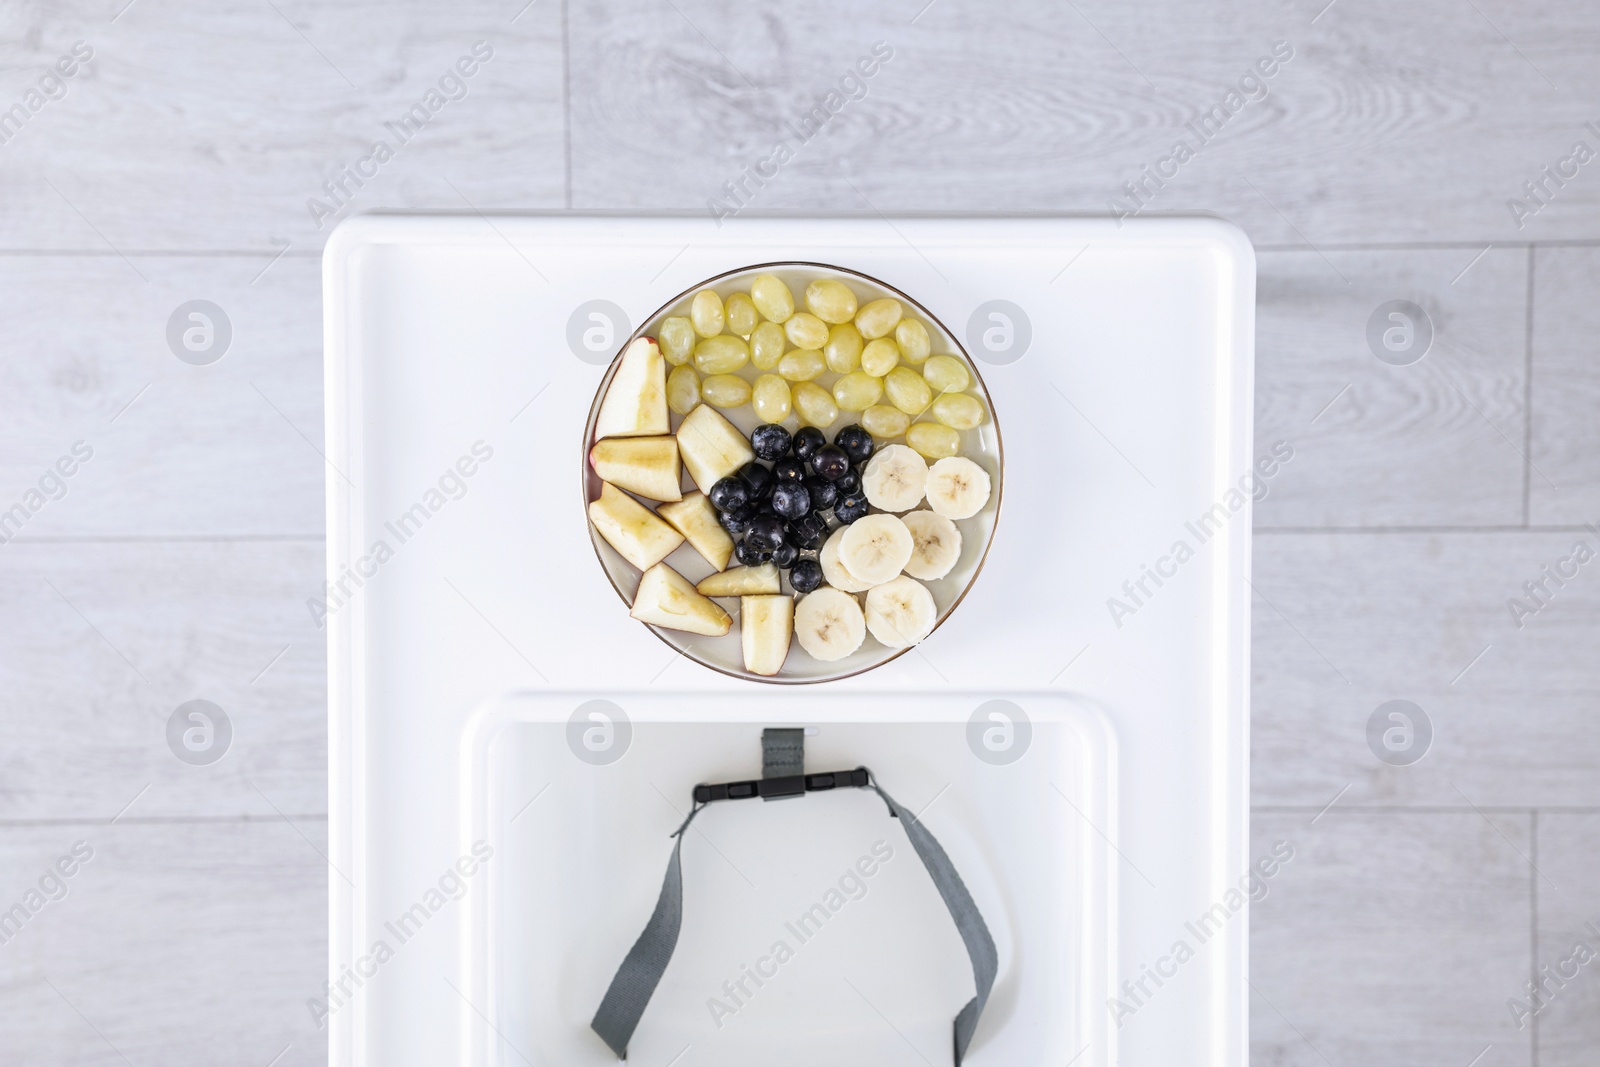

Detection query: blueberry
xmin=773 ymin=457 xmax=806 ymax=483
xmin=735 ymin=537 xmax=772 ymax=566
xmin=834 ymin=494 xmax=870 ymax=525
xmin=789 ymin=558 xmax=823 ymax=594
xmin=793 ymin=426 xmax=826 ymax=461
xmin=738 ymin=461 xmax=774 ymax=500
xmin=835 ymin=469 xmax=862 ymax=496
xmin=718 ymin=506 xmax=754 ymax=536
xmin=771 ymin=542 xmax=800 ymax=568
xmin=810 ymin=444 xmax=851 ymax=482
xmin=770 ymin=481 xmax=811 ymax=521
xmin=787 ymin=513 xmax=827 ymax=550
xmin=745 ymin=514 xmax=787 ymax=552
xmin=804 ymin=477 xmax=838 ymax=511
xmin=750 ymin=423 xmax=792 ymax=461
xmin=834 ymin=425 xmax=874 ymax=465
xmin=709 ymin=476 xmax=750 ymax=513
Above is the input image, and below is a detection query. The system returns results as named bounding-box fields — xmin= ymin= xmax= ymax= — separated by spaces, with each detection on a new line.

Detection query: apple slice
xmin=595 ymin=337 xmax=669 ymax=438
xmin=590 ymin=436 xmax=683 ymax=502
xmin=588 ymin=482 xmax=683 ymax=571
xmin=631 ymin=562 xmax=732 ymax=636
xmin=697 ymin=563 xmax=780 ymax=597
xmin=657 ymin=491 xmax=734 ymax=570
xmin=676 ymin=404 xmax=754 ymax=494
xmin=740 ymin=594 xmax=793 ymax=676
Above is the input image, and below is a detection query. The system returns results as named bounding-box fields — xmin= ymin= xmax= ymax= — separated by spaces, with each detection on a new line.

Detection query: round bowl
xmin=582 ymin=262 xmax=1003 ymax=684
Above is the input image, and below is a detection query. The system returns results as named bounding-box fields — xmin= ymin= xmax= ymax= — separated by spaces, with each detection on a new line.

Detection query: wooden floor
xmin=3 ymin=0 xmax=1598 ymax=1063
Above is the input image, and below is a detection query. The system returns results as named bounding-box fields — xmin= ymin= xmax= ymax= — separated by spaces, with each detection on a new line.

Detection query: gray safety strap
xmin=591 ymin=742 xmax=996 ymax=1064
xmin=868 ymin=778 xmax=997 ymax=1065
xmin=590 ymin=801 xmax=703 ymax=1058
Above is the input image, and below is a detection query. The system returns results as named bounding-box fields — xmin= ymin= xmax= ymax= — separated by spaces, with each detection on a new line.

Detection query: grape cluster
xmin=708 ymin=423 xmax=876 ymax=593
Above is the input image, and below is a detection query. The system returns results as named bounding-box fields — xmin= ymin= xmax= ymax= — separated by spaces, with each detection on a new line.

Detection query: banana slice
xmin=820 ymin=527 xmax=873 ymax=593
xmin=924 ymin=456 xmax=991 ymax=520
xmin=794 ymin=587 xmax=867 ymax=661
xmin=839 ymin=514 xmax=914 ymax=585
xmin=901 ymin=510 xmax=962 ymax=581
xmin=861 ymin=443 xmax=928 ymax=512
xmin=864 ymin=576 xmax=937 ymax=648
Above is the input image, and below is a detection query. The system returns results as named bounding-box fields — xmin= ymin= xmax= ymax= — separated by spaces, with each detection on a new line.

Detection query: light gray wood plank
xmin=1531 ymin=813 xmax=1600 ymax=1067
xmin=0 ymin=541 xmax=324 ymax=819
xmin=1251 ymin=811 xmax=1531 ymax=1067
xmin=1529 ymin=247 xmax=1600 ymax=525
xmin=1252 ymin=530 xmax=1600 ymax=808
xmin=1254 ymin=248 xmax=1528 ymax=527
xmin=567 ymin=0 xmax=1600 ymax=244
xmin=0 ymin=820 xmax=326 ymax=1066
xmin=0 ymin=255 xmax=323 ymax=538
xmin=0 ymin=0 xmax=564 ymax=251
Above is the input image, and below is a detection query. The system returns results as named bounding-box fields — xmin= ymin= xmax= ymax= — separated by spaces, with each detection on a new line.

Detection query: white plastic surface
xmin=323 ymin=214 xmax=1254 ymax=1067
xmin=462 ymin=693 xmax=1111 ymax=1067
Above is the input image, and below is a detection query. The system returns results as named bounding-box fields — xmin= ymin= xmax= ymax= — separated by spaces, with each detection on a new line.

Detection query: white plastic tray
xmin=462 ymin=694 xmax=1111 ymax=1066
xmin=323 ymin=214 xmax=1254 ymax=1067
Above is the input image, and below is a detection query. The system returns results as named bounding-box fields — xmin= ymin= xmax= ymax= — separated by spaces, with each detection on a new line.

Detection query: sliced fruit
xmin=820 ymin=527 xmax=872 ymax=593
xmin=794 ymin=587 xmax=866 ymax=661
xmin=658 ymin=491 xmax=735 ymax=570
xmin=861 ymin=443 xmax=928 ymax=512
xmin=741 ymin=594 xmax=793 ymax=676
xmin=697 ymin=563 xmax=781 ymax=597
xmin=864 ymin=576 xmax=937 ymax=648
xmin=925 ymin=456 xmax=992 ymax=520
xmin=589 ymin=436 xmax=682 ymax=502
xmin=901 ymin=510 xmax=962 ymax=581
xmin=631 ymin=562 xmax=732 ymax=636
xmin=839 ymin=513 xmax=914 ymax=585
xmin=588 ymin=482 xmax=684 ymax=571
xmin=594 ymin=337 xmax=669 ymax=439
xmin=676 ymin=404 xmax=755 ymax=494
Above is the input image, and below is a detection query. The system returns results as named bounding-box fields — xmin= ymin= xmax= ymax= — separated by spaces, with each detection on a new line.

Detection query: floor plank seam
xmin=0 ymin=814 xmax=329 ymax=827
xmin=8 ymin=236 xmax=1600 ymax=255
xmin=1 ymin=534 xmax=325 ymax=544
xmin=1522 ymin=246 xmax=1536 ymax=529
xmin=561 ymin=0 xmax=572 ymax=210
xmin=1530 ymin=809 xmax=1539 ymax=1067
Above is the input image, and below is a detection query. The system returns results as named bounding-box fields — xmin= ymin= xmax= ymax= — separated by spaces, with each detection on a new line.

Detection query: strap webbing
xmin=761 ymin=726 xmax=805 ymax=781
xmin=590 ymin=745 xmax=996 ymax=1063
xmin=868 ymin=779 xmax=997 ymax=1065
xmin=590 ymin=802 xmax=703 ymax=1058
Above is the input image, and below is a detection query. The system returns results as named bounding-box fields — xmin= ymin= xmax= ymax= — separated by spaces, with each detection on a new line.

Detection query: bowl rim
xmin=580 ymin=259 xmax=1005 ymax=685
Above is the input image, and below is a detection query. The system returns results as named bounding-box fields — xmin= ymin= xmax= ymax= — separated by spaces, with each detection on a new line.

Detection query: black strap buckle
xmin=693 ymin=767 xmax=870 ymax=804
